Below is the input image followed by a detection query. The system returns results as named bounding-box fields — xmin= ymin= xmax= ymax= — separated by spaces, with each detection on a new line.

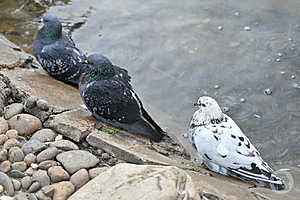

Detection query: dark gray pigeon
xmin=79 ymin=54 xmax=165 ymax=142
xmin=33 ymin=13 xmax=86 ymax=85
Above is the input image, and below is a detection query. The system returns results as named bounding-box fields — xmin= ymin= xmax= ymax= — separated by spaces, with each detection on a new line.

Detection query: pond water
xmin=1 ymin=0 xmax=300 ymax=193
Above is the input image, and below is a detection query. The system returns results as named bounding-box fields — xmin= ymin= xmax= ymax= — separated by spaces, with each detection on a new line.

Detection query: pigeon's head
xmin=194 ymin=96 xmax=223 ymax=120
xmin=40 ymin=13 xmax=62 ymax=40
xmin=81 ymin=54 xmax=114 ymax=81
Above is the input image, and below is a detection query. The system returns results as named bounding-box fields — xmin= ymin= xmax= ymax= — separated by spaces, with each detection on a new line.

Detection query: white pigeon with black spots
xmin=188 ymin=96 xmax=285 ymax=190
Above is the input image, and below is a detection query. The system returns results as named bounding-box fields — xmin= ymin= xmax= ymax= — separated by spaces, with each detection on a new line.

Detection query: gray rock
xmin=8 ymin=114 xmax=42 ymax=136
xmin=0 ymin=134 xmax=8 ymax=145
xmin=11 ymin=178 xmax=21 ymax=191
xmin=48 ymin=166 xmax=70 ymax=183
xmin=0 ymin=149 xmax=8 ymax=162
xmin=38 ymin=160 xmax=58 ymax=170
xmin=21 ymin=176 xmax=33 ymax=190
xmin=52 ymin=181 xmax=75 ymax=200
xmin=41 ymin=185 xmax=55 ymax=197
xmin=35 ymin=190 xmax=52 ymax=200
xmin=28 ymin=182 xmax=41 ymax=193
xmin=11 ymin=161 xmax=27 ymax=172
xmin=32 ymin=170 xmax=50 ymax=187
xmin=3 ymin=138 xmax=21 ymax=149
xmin=8 ymin=146 xmax=24 ymax=162
xmin=0 ymin=196 xmax=14 ymax=200
xmin=50 ymin=140 xmax=79 ymax=151
xmin=88 ymin=167 xmax=108 ymax=179
xmin=8 ymin=169 xmax=26 ymax=178
xmin=5 ymin=129 xmax=18 ymax=139
xmin=0 ymin=171 xmax=14 ymax=196
xmin=56 ymin=150 xmax=99 ymax=174
xmin=36 ymin=147 xmax=58 ymax=163
xmin=24 ymin=153 xmax=36 ymax=166
xmin=31 ymin=129 xmax=56 ymax=143
xmin=0 ymin=160 xmax=11 ymax=173
xmin=70 ymin=169 xmax=89 ymax=189
xmin=24 ymin=96 xmax=38 ymax=109
xmin=14 ymin=192 xmax=30 ymax=200
xmin=36 ymin=99 xmax=49 ymax=111
xmin=0 ymin=118 xmax=9 ymax=134
xmin=4 ymin=103 xmax=23 ymax=119
xmin=68 ymin=163 xmax=200 ymax=200
xmin=22 ymin=139 xmax=46 ymax=155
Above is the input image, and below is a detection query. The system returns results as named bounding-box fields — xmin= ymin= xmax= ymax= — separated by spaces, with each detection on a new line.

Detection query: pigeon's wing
xmin=113 ymin=65 xmax=131 ymax=86
xmin=82 ymin=79 xmax=141 ymax=123
xmin=36 ymin=40 xmax=85 ymax=79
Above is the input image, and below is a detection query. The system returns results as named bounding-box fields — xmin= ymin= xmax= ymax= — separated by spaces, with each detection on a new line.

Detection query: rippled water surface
xmin=1 ymin=0 xmax=300 ymax=185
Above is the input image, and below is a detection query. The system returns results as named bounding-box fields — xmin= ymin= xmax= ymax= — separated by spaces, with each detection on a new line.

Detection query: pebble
xmin=55 ymin=135 xmax=63 ymax=141
xmin=288 ymin=37 xmax=293 ymax=41
xmin=24 ymin=153 xmax=36 ymax=166
xmin=11 ymin=161 xmax=27 ymax=172
xmin=21 ymin=176 xmax=33 ymax=190
xmin=0 ymin=149 xmax=8 ymax=161
xmin=88 ymin=167 xmax=108 ymax=179
xmin=28 ymin=181 xmax=41 ymax=193
xmin=36 ymin=190 xmax=52 ymax=200
xmin=0 ymin=118 xmax=9 ymax=134
xmin=0 ymin=172 xmax=14 ymax=196
xmin=25 ymin=167 xmax=34 ymax=176
xmin=32 ymin=170 xmax=51 ymax=187
xmin=8 ymin=169 xmax=26 ymax=178
xmin=36 ymin=99 xmax=49 ymax=111
xmin=70 ymin=168 xmax=89 ymax=189
xmin=39 ymin=160 xmax=58 ymax=170
xmin=50 ymin=140 xmax=79 ymax=151
xmin=264 ymin=88 xmax=272 ymax=95
xmin=217 ymin=26 xmax=223 ymax=30
xmin=0 ymin=185 xmax=3 ymax=193
xmin=5 ymin=130 xmax=18 ymax=139
xmin=234 ymin=11 xmax=240 ymax=16
xmin=48 ymin=166 xmax=70 ymax=183
xmin=214 ymin=84 xmax=220 ymax=89
xmin=254 ymin=114 xmax=262 ymax=119
xmin=276 ymin=58 xmax=281 ymax=62
xmin=42 ymin=185 xmax=55 ymax=197
xmin=292 ymin=83 xmax=300 ymax=89
xmin=12 ymin=178 xmax=21 ymax=191
xmin=25 ymin=96 xmax=38 ymax=109
xmin=7 ymin=114 xmax=42 ymax=136
xmin=22 ymin=139 xmax=46 ymax=155
xmin=8 ymin=147 xmax=24 ymax=162
xmin=182 ymin=133 xmax=188 ymax=138
xmin=4 ymin=103 xmax=23 ymax=119
xmin=277 ymin=52 xmax=283 ymax=57
xmin=3 ymin=138 xmax=21 ymax=149
xmin=56 ymin=150 xmax=100 ymax=174
xmin=244 ymin=26 xmax=251 ymax=31
xmin=31 ymin=163 xmax=39 ymax=170
xmin=0 ymin=134 xmax=8 ymax=145
xmin=31 ymin=129 xmax=56 ymax=143
xmin=52 ymin=181 xmax=75 ymax=200
xmin=102 ymin=153 xmax=110 ymax=160
xmin=0 ymin=160 xmax=11 ymax=173
xmin=240 ymin=98 xmax=246 ymax=103
xmin=37 ymin=147 xmax=59 ymax=163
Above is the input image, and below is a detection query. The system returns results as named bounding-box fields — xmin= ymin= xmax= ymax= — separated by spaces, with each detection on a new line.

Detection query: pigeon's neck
xmin=40 ymin=24 xmax=62 ymax=41
xmin=89 ymin=66 xmax=115 ymax=81
xmin=198 ymin=107 xmax=224 ymax=125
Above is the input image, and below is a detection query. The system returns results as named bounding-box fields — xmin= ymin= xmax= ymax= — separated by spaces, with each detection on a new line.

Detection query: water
xmin=1 ymin=0 xmax=300 ymax=191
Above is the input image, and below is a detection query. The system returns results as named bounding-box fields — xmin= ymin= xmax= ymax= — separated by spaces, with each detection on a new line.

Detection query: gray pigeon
xmin=33 ymin=13 xmax=86 ymax=85
xmin=79 ymin=54 xmax=165 ymax=142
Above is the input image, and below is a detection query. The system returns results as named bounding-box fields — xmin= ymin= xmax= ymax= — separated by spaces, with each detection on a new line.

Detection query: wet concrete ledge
xmin=0 ymin=34 xmax=297 ymax=200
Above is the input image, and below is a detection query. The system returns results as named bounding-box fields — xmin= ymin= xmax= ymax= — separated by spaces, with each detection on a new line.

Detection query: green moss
xmin=99 ymin=127 xmax=118 ymax=135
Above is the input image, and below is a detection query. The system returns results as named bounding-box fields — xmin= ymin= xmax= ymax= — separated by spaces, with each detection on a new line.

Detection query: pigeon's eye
xmin=201 ymin=104 xmax=206 ymax=107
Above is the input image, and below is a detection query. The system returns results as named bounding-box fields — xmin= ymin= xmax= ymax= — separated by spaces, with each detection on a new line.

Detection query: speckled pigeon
xmin=188 ymin=96 xmax=285 ymax=190
xmin=79 ymin=54 xmax=165 ymax=142
xmin=33 ymin=13 xmax=86 ymax=85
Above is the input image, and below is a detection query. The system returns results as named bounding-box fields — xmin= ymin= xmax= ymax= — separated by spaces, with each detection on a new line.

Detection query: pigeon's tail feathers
xmin=228 ymin=163 xmax=285 ymax=190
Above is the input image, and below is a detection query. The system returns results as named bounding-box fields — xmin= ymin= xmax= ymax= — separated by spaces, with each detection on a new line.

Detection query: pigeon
xmin=188 ymin=96 xmax=285 ymax=190
xmin=79 ymin=53 xmax=165 ymax=142
xmin=33 ymin=13 xmax=86 ymax=85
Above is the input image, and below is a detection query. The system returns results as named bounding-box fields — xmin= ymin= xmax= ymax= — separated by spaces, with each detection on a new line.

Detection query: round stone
xmin=38 ymin=160 xmax=58 ymax=170
xmin=0 ymin=149 xmax=8 ymax=162
xmin=70 ymin=169 xmax=89 ymax=189
xmin=11 ymin=162 xmax=27 ymax=172
xmin=0 ymin=135 xmax=8 ymax=145
xmin=0 ymin=160 xmax=11 ymax=173
xmin=0 ymin=172 xmax=14 ymax=196
xmin=12 ymin=179 xmax=21 ymax=191
xmin=244 ymin=26 xmax=251 ymax=31
xmin=4 ymin=103 xmax=23 ymax=120
xmin=36 ymin=147 xmax=59 ymax=163
xmin=21 ymin=176 xmax=33 ymax=190
xmin=0 ymin=118 xmax=9 ymax=135
xmin=22 ymin=139 xmax=46 ymax=155
xmin=3 ymin=138 xmax=21 ymax=149
xmin=88 ymin=167 xmax=108 ymax=179
xmin=28 ymin=181 xmax=41 ymax=193
xmin=5 ymin=130 xmax=18 ymax=139
xmin=31 ymin=129 xmax=56 ymax=143
xmin=8 ymin=147 xmax=24 ymax=163
xmin=48 ymin=166 xmax=70 ymax=183
xmin=25 ymin=167 xmax=34 ymax=176
xmin=7 ymin=114 xmax=42 ymax=136
xmin=36 ymin=99 xmax=49 ymax=111
xmin=32 ymin=170 xmax=51 ymax=187
xmin=25 ymin=96 xmax=38 ymax=109
xmin=24 ymin=153 xmax=36 ymax=166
